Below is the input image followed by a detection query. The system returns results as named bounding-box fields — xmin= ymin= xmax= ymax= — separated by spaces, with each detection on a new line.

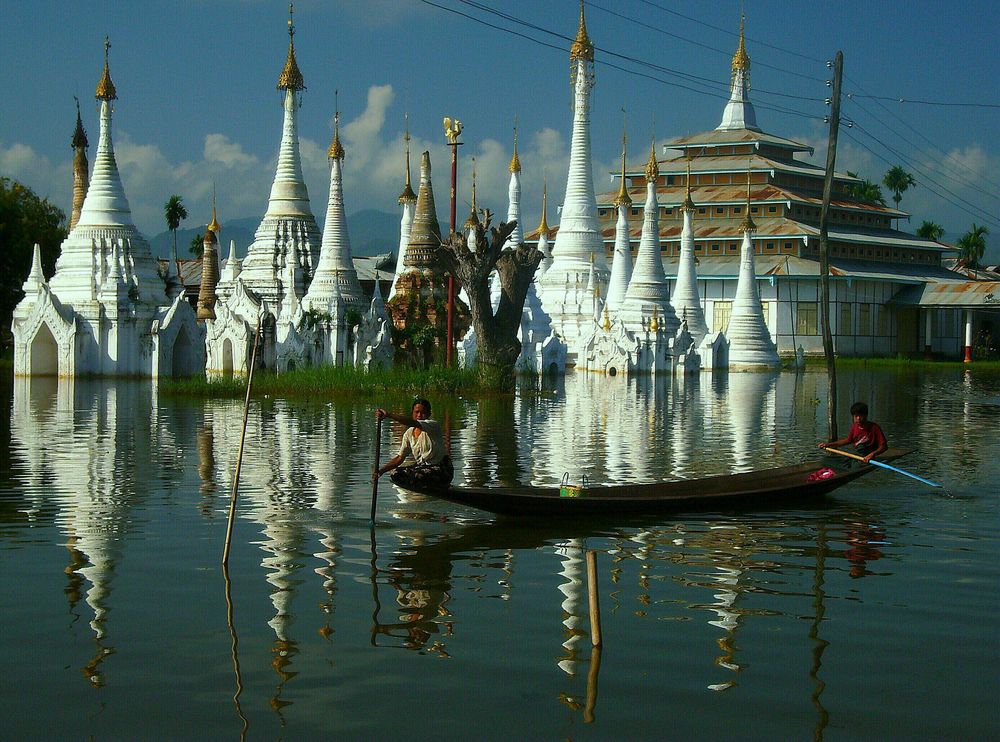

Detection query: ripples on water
xmin=0 ymin=369 xmax=997 ymax=740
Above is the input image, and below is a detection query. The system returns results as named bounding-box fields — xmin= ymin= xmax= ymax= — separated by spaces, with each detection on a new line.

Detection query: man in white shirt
xmin=373 ymin=397 xmax=454 ymax=490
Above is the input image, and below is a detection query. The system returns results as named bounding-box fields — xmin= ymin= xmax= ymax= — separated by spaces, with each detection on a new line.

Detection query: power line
xmin=418 ymin=0 xmax=823 ymax=123
xmin=844 ymin=123 xmax=1000 ymax=230
xmin=844 ymin=97 xmax=1000 ymax=206
xmin=847 ymin=94 xmax=1000 ymax=109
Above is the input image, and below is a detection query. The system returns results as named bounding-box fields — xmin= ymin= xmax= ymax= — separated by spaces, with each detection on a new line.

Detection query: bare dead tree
xmin=437 ymin=210 xmax=542 ymax=386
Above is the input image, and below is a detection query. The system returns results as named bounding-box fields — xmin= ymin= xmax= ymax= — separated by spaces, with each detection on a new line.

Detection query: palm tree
xmin=164 ymin=195 xmax=188 ymax=279
xmin=883 ymin=165 xmax=916 ymax=211
xmin=956 ymin=223 xmax=990 ymax=270
xmin=846 ymin=173 xmax=886 ymax=206
xmin=916 ymin=221 xmax=944 ymax=242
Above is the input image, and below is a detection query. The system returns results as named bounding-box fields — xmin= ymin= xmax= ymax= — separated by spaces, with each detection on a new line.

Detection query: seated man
xmin=373 ymin=397 xmax=454 ymax=490
xmin=819 ymin=401 xmax=888 ymax=464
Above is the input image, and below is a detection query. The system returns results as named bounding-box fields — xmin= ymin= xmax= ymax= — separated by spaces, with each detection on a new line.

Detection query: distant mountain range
xmin=147 ymin=209 xmax=401 ymax=260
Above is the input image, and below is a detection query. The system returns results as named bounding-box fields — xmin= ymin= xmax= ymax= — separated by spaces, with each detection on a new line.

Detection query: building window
xmin=734 ymin=206 xmax=742 ymax=214
xmin=751 ymin=206 xmax=759 ymax=214
xmin=631 ymin=209 xmax=639 ymax=216
xmin=768 ymin=205 xmax=777 ymax=213
xmin=840 ymin=302 xmax=853 ymax=335
xmin=714 ymin=301 xmax=732 ymax=333
xmin=858 ymin=303 xmax=871 ymax=336
xmin=599 ymin=209 xmax=607 ymax=217
xmin=797 ymin=302 xmax=818 ymax=335
xmin=716 ymin=207 xmax=724 ymax=214
xmin=711 ymin=243 xmax=720 ymax=250
xmin=699 ymin=207 xmax=707 ymax=214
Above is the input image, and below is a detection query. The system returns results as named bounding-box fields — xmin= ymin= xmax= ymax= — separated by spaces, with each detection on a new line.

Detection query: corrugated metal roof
xmin=890 ymin=281 xmax=1000 ymax=308
xmin=658 ymin=255 xmax=968 ymax=283
xmin=666 ymin=127 xmax=813 ymax=153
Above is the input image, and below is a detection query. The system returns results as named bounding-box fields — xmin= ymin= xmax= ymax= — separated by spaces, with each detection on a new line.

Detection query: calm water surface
xmin=1 ymin=368 xmax=997 ymax=740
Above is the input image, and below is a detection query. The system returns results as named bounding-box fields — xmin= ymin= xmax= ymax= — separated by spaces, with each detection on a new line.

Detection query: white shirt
xmin=398 ymin=419 xmax=446 ymax=466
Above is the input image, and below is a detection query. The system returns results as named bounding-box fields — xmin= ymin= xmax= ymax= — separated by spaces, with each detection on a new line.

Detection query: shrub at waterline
xmin=161 ymin=364 xmax=505 ymax=400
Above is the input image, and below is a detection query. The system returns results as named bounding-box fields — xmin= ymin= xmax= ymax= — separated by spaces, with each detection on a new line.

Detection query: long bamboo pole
xmin=221 ymin=319 xmax=263 ymax=566
xmin=370 ymin=416 xmax=383 ymax=523
xmin=586 ymin=550 xmax=602 ymax=648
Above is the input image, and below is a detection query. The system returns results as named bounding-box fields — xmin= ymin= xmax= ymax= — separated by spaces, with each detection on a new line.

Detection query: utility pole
xmin=819 ymin=50 xmax=843 ymax=440
xmin=444 ymin=118 xmax=463 ymax=368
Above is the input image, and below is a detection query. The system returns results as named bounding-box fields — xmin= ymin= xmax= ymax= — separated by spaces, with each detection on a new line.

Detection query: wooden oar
xmin=370 ymin=415 xmax=383 ymax=524
xmin=823 ymin=447 xmax=941 ymax=488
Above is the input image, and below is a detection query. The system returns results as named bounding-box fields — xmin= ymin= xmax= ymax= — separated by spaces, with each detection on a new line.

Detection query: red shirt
xmin=847 ymin=420 xmax=887 ymax=452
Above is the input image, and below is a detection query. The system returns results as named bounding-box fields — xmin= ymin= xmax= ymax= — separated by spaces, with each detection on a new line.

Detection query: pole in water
xmin=370 ymin=415 xmax=383 ymax=524
xmin=586 ymin=550 xmax=602 ymax=648
xmin=823 ymin=447 xmax=941 ymax=487
xmin=222 ymin=318 xmax=263 ymax=566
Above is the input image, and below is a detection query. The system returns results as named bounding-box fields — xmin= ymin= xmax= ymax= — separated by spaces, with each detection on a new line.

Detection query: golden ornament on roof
xmin=95 ymin=37 xmax=117 ymax=101
xmin=328 ymin=111 xmax=345 ymax=159
xmin=602 ymin=306 xmax=611 ymax=332
xmin=277 ymin=5 xmax=305 ymax=91
xmin=537 ymin=181 xmax=550 ymax=236
xmin=644 ymin=140 xmax=659 ymax=182
xmin=444 ymin=117 xmax=463 ymax=145
xmin=613 ymin=131 xmax=632 ymax=207
xmin=732 ymin=15 xmax=750 ymax=75
xmin=681 ymin=156 xmax=696 ymax=211
xmin=650 ymin=307 xmax=660 ymax=332
xmin=509 ymin=126 xmax=521 ymax=173
xmin=570 ymin=0 xmax=594 ymax=63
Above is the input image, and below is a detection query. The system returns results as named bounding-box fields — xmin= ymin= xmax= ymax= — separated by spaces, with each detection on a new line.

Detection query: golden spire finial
xmin=277 ymin=3 xmax=305 ymax=91
xmin=570 ymin=0 xmax=594 ymax=63
xmin=732 ymin=14 xmax=751 ymax=77
xmin=644 ymin=137 xmax=659 ymax=182
xmin=681 ymin=154 xmax=696 ymax=211
xmin=602 ymin=305 xmax=611 ymax=332
xmin=509 ymin=120 xmax=521 ymax=173
xmin=650 ymin=306 xmax=660 ymax=332
xmin=740 ymin=159 xmax=756 ymax=233
xmin=328 ymin=93 xmax=345 ymax=159
xmin=398 ymin=113 xmax=416 ymax=204
xmin=207 ymin=183 xmax=221 ymax=235
xmin=537 ymin=176 xmax=550 ymax=235
xmin=614 ymin=116 xmax=632 ymax=208
xmin=95 ymin=36 xmax=117 ymax=101
xmin=72 ymin=96 xmax=88 ymax=150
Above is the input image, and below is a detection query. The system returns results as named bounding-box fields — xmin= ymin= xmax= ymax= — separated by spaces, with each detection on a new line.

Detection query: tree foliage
xmin=846 ymin=172 xmax=886 ymax=207
xmin=882 ymin=165 xmax=916 ymax=210
xmin=189 ymin=232 xmax=204 ymax=257
xmin=916 ymin=221 xmax=944 ymax=241
xmin=957 ymin=223 xmax=989 ymax=270
xmin=164 ymin=194 xmax=187 ymax=268
xmin=0 ymin=177 xmax=67 ymax=347
xmin=436 ymin=211 xmax=540 ymax=389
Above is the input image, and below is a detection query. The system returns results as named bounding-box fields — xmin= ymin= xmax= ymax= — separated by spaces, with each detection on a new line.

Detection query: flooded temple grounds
xmin=1 ymin=367 xmax=997 ymax=740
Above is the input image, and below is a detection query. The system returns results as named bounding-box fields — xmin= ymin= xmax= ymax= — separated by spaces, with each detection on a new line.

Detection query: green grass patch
xmin=829 ymin=356 xmax=1000 ymax=369
xmin=160 ymin=364 xmax=512 ymax=400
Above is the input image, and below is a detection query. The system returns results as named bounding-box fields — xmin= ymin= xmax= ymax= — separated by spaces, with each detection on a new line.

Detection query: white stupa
xmin=670 ymin=158 xmax=709 ymax=343
xmin=618 ymin=142 xmax=679 ymax=337
xmin=233 ymin=7 xmax=321 ymax=310
xmin=717 ymin=16 xmax=760 ymax=133
xmin=604 ymin=132 xmax=633 ymax=313
xmin=726 ymin=168 xmax=780 ymax=368
xmin=388 ymin=118 xmax=417 ymax=301
xmin=304 ymin=109 xmax=364 ymax=307
xmin=537 ymin=2 xmax=610 ymax=355
xmin=11 ymin=38 xmax=203 ymax=378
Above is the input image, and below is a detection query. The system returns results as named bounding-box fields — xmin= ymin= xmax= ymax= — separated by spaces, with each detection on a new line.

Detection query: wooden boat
xmin=399 ymin=448 xmax=914 ymax=516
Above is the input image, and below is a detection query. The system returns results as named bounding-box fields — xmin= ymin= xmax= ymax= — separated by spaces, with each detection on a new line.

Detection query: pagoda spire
xmin=671 ymin=155 xmax=708 ymax=342
xmin=70 ymin=97 xmax=90 ymax=230
xmin=537 ymin=1 xmax=608 ymax=347
xmin=389 ymin=114 xmax=416 ymax=301
xmin=620 ymin=138 xmax=678 ymax=336
xmin=309 ymin=104 xmax=364 ymax=306
xmin=75 ymin=37 xmax=134 ymax=228
xmin=197 ymin=199 xmax=220 ymax=321
xmin=718 ymin=14 xmax=760 ymax=132
xmin=727 ymin=161 xmax=779 ymax=367
xmin=402 ymin=151 xmax=443 ymax=271
xmin=605 ymin=126 xmax=632 ymax=313
xmin=266 ymin=5 xmax=311 ymax=218
xmin=464 ymin=157 xmax=480 ymax=232
xmin=536 ymin=177 xmax=553 ymax=276
xmin=504 ymin=125 xmax=524 ymax=248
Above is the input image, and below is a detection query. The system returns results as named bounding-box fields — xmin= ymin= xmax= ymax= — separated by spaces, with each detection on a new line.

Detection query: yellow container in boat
xmin=560 ymin=472 xmax=588 ymax=498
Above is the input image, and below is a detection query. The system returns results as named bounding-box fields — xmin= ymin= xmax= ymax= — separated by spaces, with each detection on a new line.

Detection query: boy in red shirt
xmin=819 ymin=401 xmax=888 ymax=464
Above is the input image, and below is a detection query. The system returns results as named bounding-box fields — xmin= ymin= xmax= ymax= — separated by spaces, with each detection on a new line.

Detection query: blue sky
xmin=1 ymin=1 xmax=997 ymax=259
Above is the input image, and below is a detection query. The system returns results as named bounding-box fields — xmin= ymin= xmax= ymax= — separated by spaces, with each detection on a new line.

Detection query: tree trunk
xmin=437 ymin=212 xmax=541 ymax=389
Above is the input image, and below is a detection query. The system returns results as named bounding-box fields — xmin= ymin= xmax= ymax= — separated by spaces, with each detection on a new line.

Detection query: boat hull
xmin=400 ymin=449 xmax=913 ymax=516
